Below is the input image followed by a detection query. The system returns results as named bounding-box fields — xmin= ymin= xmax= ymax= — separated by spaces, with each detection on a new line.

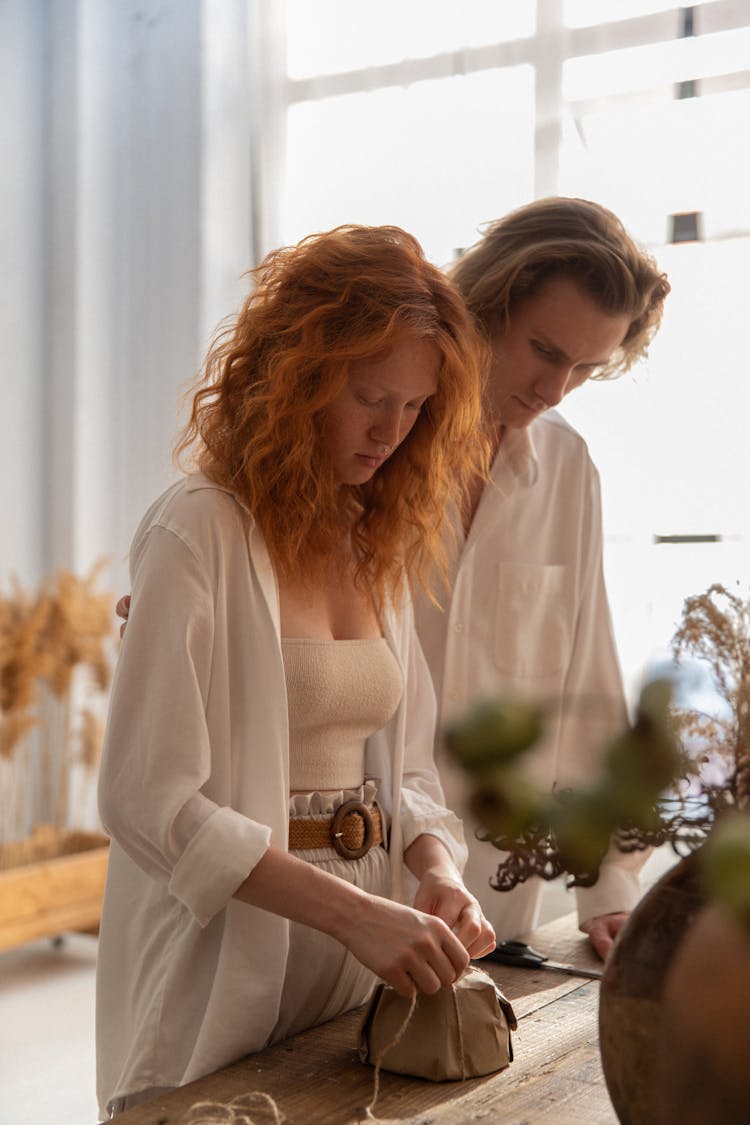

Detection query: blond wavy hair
xmin=450 ymin=197 xmax=670 ymax=377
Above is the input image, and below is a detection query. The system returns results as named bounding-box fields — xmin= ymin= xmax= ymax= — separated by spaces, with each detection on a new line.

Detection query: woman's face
xmin=324 ymin=335 xmax=440 ymax=486
xmin=487 ymin=276 xmax=630 ymax=430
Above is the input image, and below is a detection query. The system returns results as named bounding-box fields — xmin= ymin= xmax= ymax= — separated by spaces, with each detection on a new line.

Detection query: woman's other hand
xmin=412 ymin=869 xmax=496 ymax=961
xmin=404 ymin=833 xmax=496 ymax=961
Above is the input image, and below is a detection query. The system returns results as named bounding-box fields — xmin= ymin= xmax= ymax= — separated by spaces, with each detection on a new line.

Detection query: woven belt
xmin=288 ymin=799 xmax=383 ymax=860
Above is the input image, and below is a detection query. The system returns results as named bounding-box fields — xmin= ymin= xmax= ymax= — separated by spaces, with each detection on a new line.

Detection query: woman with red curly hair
xmin=95 ymin=225 xmax=496 ymax=1117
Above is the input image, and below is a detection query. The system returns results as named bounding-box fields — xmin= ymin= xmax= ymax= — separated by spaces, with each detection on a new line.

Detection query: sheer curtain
xmin=1 ymin=0 xmax=258 ymax=593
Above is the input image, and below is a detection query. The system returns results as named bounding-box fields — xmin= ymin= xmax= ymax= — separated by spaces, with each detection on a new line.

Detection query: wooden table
xmin=118 ymin=912 xmax=617 ymax=1124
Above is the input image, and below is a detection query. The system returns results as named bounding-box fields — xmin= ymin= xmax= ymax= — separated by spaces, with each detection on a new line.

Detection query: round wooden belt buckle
xmin=331 ymin=799 xmax=374 ymax=860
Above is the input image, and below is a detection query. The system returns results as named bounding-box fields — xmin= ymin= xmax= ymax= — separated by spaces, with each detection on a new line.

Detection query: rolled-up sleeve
xmin=98 ymin=523 xmax=271 ymax=927
xmin=575 ymin=852 xmax=644 ymax=926
xmin=168 ymin=805 xmax=270 ymax=926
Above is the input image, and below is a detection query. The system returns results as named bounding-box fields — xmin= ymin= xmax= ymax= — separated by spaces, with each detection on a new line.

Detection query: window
xmin=261 ymin=0 xmax=750 ymax=699
xmin=283 ymin=67 xmax=535 ymax=266
xmin=286 ymin=0 xmax=535 ymax=78
xmin=277 ymin=0 xmax=538 ymax=265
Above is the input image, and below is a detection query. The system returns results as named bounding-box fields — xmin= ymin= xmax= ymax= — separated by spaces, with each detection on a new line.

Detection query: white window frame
xmin=250 ymin=0 xmax=750 ymax=257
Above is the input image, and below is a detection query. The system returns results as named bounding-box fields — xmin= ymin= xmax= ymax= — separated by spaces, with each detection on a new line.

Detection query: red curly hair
xmin=176 ymin=225 xmax=489 ymax=602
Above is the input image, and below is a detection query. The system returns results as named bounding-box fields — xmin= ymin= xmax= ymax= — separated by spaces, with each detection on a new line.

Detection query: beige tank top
xmin=281 ymin=637 xmax=403 ymax=791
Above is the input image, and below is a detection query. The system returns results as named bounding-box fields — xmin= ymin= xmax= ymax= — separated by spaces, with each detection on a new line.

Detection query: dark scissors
xmin=483 ymin=939 xmax=603 ymax=981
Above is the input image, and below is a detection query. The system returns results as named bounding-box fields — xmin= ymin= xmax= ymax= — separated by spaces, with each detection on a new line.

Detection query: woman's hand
xmin=233 ymin=844 xmax=472 ymax=999
xmin=334 ymin=894 xmax=472 ymax=998
xmin=412 ymin=870 xmax=496 ymax=960
xmin=404 ymin=833 xmax=496 ymax=961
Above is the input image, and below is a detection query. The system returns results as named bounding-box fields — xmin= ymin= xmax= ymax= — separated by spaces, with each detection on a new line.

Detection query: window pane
xmin=559 ymin=88 xmax=750 ymax=242
xmin=286 ymin=0 xmax=536 ymax=79
xmin=564 ymin=237 xmax=750 ymax=536
xmin=560 ymin=237 xmax=750 ymax=695
xmin=564 ymin=0 xmax=726 ymax=28
xmin=282 ymin=67 xmax=535 ymax=265
xmin=563 ymin=28 xmax=750 ymax=101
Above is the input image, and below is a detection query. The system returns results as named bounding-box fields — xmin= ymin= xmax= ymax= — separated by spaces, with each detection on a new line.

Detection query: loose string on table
xmin=181 ymin=978 xmax=466 ymax=1125
xmin=182 ymin=1090 xmax=284 ymax=1124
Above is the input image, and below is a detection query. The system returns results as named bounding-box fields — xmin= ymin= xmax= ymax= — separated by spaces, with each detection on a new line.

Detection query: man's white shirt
xmin=415 ymin=410 xmax=648 ymax=938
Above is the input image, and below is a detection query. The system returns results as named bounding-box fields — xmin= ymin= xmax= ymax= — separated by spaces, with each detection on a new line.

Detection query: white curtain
xmin=1 ymin=0 xmax=262 ymax=594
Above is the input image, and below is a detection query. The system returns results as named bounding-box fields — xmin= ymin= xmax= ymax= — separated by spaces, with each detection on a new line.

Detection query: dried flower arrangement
xmin=671 ymin=582 xmax=750 ymax=812
xmin=444 ymin=582 xmax=750 ymax=898
xmin=0 ymin=561 xmax=115 ymax=869
xmin=671 ymin=583 xmax=750 ymax=929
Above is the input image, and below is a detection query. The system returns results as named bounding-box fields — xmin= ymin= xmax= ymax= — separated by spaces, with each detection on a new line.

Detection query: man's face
xmin=487 ymin=276 xmax=631 ymax=430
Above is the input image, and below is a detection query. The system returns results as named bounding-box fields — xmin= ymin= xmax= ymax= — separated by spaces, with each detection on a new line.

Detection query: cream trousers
xmin=109 ymin=784 xmax=389 ymax=1117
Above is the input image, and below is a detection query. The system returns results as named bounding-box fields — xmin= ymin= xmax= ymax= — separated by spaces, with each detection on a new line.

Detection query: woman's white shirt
xmin=95 ymin=472 xmax=465 ymax=1116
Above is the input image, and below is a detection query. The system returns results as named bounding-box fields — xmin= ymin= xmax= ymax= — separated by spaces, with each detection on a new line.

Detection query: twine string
xmin=450 ymin=981 xmax=467 ymax=1081
xmin=183 ymin=1090 xmax=284 ymax=1124
xmin=362 ymin=982 xmax=419 ymax=1122
xmin=183 ymin=979 xmax=469 ymax=1125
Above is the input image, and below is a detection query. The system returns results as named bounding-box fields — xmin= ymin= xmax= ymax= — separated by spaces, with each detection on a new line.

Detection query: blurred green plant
xmin=445 ymin=679 xmax=687 ymax=889
xmin=444 ymin=582 xmax=750 ymax=904
xmin=700 ymin=813 xmax=750 ymax=930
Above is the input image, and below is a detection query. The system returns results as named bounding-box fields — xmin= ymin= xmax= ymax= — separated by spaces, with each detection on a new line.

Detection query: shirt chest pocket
xmin=493 ymin=563 xmax=571 ymax=680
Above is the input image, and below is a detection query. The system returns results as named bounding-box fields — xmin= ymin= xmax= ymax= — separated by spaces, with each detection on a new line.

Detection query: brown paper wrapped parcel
xmin=359 ymin=965 xmax=517 ymax=1081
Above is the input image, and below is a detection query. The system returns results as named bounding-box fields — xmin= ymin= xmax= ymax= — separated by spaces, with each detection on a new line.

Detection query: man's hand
xmin=116 ymin=594 xmax=131 ymax=639
xmin=580 ymin=911 xmax=628 ymax=960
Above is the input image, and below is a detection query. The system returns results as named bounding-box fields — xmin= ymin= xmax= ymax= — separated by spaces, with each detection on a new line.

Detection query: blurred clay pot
xmin=598 ymin=850 xmax=706 ymax=1125
xmin=657 ymin=902 xmax=750 ymax=1125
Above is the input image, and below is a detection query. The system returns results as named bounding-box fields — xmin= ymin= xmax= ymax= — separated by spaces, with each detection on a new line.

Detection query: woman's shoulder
xmin=132 ymin=473 xmax=251 ymax=560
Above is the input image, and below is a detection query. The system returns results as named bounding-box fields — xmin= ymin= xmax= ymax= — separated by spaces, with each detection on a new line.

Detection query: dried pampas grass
xmin=0 ymin=579 xmax=51 ymax=736
xmin=0 ymin=560 xmax=116 ymax=853
xmin=34 ymin=560 xmax=113 ymax=699
xmin=673 ymin=582 xmax=750 ymax=811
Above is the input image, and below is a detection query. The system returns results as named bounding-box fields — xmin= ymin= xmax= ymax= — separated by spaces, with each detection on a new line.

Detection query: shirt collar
xmin=184 ymin=470 xmax=252 ymax=513
xmin=494 ymin=422 xmax=539 ymax=487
